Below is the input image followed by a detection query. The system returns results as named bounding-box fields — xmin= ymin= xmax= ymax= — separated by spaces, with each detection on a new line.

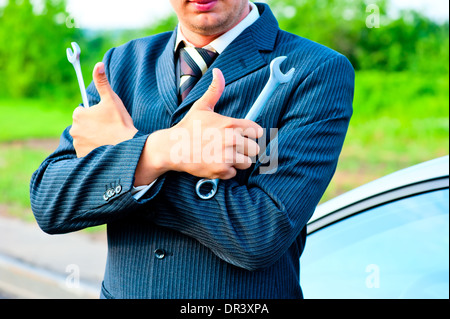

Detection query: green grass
xmin=0 ymin=145 xmax=49 ymax=221
xmin=350 ymin=71 xmax=448 ymax=166
xmin=0 ymin=98 xmax=73 ymax=221
xmin=0 ymin=98 xmax=74 ymax=142
xmin=321 ymin=71 xmax=449 ymax=201
xmin=0 ymin=143 xmax=106 ymax=235
xmin=0 ymin=146 xmax=47 ymax=204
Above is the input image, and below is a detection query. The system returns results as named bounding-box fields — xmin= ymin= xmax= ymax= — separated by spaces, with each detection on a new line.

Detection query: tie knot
xmin=179 ymin=47 xmax=218 ymax=78
xmin=178 ymin=46 xmax=219 ymax=102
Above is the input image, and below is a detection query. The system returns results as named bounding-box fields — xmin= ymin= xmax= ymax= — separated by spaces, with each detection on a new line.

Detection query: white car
xmin=301 ymin=156 xmax=449 ymax=299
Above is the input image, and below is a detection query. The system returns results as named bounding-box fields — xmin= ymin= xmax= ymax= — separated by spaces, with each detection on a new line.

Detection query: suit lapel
xmin=156 ymin=30 xmax=179 ymax=115
xmin=172 ymin=3 xmax=280 ymax=121
xmin=179 ymin=31 xmax=266 ymax=109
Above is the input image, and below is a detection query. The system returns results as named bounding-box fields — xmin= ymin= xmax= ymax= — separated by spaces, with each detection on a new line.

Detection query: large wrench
xmin=67 ymin=42 xmax=90 ymax=108
xmin=196 ymin=56 xmax=295 ymax=200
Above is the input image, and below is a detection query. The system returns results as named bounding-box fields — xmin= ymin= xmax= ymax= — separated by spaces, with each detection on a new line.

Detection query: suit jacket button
xmin=154 ymin=249 xmax=166 ymax=260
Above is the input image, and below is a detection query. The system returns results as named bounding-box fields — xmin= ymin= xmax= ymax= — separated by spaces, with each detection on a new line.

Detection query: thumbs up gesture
xmin=134 ymin=68 xmax=263 ymax=186
xmin=174 ymin=68 xmax=263 ymax=178
xmin=70 ymin=62 xmax=138 ymax=158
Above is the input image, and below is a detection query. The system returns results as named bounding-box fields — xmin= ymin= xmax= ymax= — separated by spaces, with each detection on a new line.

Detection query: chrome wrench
xmin=196 ymin=56 xmax=296 ymax=200
xmin=67 ymin=42 xmax=90 ymax=108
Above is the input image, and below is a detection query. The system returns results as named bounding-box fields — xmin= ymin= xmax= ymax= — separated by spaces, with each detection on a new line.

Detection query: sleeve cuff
xmin=131 ymin=179 xmax=158 ymax=200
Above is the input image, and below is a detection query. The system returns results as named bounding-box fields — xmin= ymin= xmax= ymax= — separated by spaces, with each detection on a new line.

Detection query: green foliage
xmin=144 ymin=14 xmax=178 ymax=36
xmin=0 ymin=0 xmax=180 ymax=101
xmin=268 ymin=0 xmax=378 ymax=68
xmin=0 ymin=0 xmax=448 ymax=100
xmin=0 ymin=0 xmax=80 ymax=99
xmin=268 ymin=0 xmax=449 ymax=73
xmin=319 ymin=70 xmax=449 ymax=201
xmin=356 ymin=10 xmax=449 ymax=74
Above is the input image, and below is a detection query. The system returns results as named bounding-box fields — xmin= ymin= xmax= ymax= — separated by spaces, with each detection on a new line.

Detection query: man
xmin=30 ymin=1 xmax=354 ymax=299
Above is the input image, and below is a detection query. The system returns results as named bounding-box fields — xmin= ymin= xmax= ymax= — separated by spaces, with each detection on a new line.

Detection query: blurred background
xmin=0 ymin=0 xmax=448 ymax=222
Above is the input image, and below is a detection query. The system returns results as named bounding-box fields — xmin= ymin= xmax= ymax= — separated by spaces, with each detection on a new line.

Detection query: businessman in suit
xmin=30 ymin=1 xmax=354 ymax=299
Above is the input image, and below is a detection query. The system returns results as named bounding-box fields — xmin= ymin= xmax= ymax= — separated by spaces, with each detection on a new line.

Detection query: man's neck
xmin=179 ymin=28 xmax=223 ymax=48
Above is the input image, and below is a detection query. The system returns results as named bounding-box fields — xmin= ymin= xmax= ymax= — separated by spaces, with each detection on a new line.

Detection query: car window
xmin=300 ymin=189 xmax=449 ymax=299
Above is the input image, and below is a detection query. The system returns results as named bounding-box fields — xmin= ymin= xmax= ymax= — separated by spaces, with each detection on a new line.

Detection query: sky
xmin=0 ymin=0 xmax=448 ymax=29
xmin=65 ymin=0 xmax=173 ymax=29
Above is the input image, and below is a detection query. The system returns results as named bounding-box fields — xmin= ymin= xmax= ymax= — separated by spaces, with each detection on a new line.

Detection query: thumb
xmin=192 ymin=68 xmax=225 ymax=112
xmin=93 ymin=62 xmax=114 ymax=99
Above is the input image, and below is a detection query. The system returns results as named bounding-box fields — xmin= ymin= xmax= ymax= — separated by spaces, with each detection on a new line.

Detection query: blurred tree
xmin=357 ymin=9 xmax=449 ymax=73
xmin=266 ymin=0 xmax=449 ymax=73
xmin=0 ymin=0 xmax=448 ymax=100
xmin=0 ymin=0 xmax=79 ymax=99
xmin=144 ymin=13 xmax=178 ymax=36
xmin=0 ymin=0 xmax=175 ymax=101
xmin=267 ymin=0 xmax=389 ymax=69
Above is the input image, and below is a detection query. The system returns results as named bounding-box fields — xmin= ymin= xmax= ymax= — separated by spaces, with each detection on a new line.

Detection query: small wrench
xmin=67 ymin=42 xmax=90 ymax=108
xmin=196 ymin=56 xmax=295 ymax=200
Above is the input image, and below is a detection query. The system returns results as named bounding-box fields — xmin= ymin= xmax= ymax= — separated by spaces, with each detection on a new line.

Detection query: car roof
xmin=309 ymin=155 xmax=450 ymax=224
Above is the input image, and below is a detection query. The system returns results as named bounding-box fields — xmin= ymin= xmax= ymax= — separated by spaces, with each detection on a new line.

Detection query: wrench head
xmin=270 ymin=56 xmax=295 ymax=84
xmin=66 ymin=42 xmax=81 ymax=64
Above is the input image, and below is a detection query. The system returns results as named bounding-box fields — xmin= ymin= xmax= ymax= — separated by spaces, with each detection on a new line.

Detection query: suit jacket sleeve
xmin=29 ymin=48 xmax=158 ymax=235
xmin=150 ymin=54 xmax=355 ymax=271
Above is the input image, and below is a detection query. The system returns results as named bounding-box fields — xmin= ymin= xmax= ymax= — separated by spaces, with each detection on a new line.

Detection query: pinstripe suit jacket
xmin=30 ymin=3 xmax=354 ymax=299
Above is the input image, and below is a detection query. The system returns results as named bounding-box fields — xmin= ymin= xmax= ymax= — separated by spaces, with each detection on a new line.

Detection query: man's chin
xmin=189 ymin=15 xmax=229 ymax=35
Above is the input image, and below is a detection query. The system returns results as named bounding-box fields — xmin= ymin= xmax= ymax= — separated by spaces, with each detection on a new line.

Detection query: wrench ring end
xmin=196 ymin=179 xmax=219 ymax=200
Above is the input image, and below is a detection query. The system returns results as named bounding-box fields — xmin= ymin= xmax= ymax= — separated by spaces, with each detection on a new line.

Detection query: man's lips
xmin=188 ymin=0 xmax=218 ymax=12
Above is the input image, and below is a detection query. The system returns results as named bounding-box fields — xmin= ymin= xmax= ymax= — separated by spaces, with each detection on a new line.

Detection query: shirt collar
xmin=175 ymin=1 xmax=259 ymax=54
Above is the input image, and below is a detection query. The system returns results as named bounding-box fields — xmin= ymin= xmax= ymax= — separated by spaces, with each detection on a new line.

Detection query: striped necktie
xmin=178 ymin=46 xmax=219 ymax=102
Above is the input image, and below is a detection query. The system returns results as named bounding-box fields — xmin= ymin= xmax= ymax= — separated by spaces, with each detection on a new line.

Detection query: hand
xmin=70 ymin=63 xmax=138 ymax=158
xmin=134 ymin=68 xmax=263 ymax=186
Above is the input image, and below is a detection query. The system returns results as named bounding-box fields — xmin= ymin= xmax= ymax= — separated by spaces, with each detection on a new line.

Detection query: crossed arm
xmin=30 ymin=53 xmax=354 ymax=270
